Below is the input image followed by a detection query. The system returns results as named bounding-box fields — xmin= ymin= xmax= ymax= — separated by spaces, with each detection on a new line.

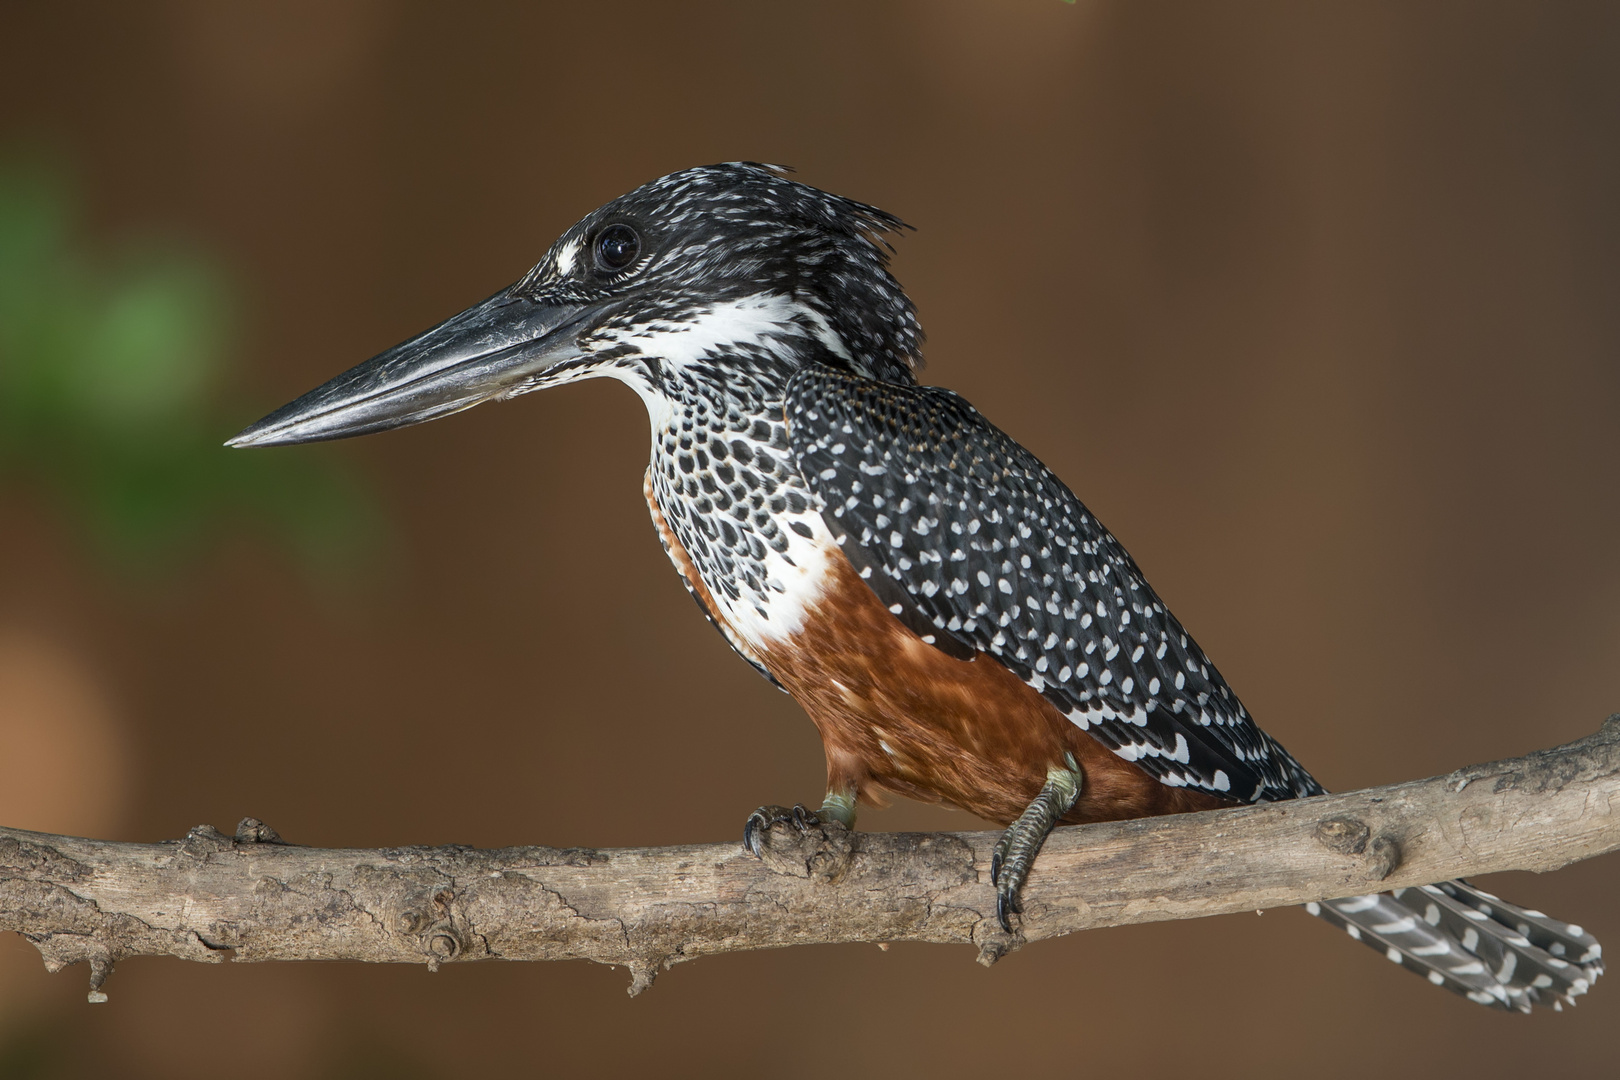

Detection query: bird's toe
xmin=742 ymin=803 xmax=852 ymax=882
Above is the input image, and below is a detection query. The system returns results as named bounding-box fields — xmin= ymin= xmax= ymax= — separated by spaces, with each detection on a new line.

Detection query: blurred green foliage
xmin=0 ymin=156 xmax=376 ymax=577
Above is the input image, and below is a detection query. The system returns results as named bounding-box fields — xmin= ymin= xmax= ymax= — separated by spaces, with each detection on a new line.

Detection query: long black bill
xmin=226 ymin=290 xmax=609 ymax=448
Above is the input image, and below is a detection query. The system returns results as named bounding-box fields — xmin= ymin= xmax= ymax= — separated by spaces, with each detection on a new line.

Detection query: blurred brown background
xmin=3 ymin=1 xmax=1619 ymax=1076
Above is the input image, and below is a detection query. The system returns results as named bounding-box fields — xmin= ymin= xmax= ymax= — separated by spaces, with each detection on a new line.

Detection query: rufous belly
xmin=645 ymin=471 xmax=1231 ymax=826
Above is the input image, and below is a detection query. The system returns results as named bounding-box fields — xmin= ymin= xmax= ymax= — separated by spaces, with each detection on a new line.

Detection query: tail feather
xmin=1306 ymin=880 xmax=1602 ymax=1012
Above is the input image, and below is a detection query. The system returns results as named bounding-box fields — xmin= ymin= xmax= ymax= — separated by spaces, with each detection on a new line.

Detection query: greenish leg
xmin=816 ymin=789 xmax=857 ymax=829
xmin=991 ymin=754 xmax=1083 ymax=932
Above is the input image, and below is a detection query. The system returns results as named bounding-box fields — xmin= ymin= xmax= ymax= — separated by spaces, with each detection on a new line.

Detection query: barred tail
xmin=1307 ymin=881 xmax=1602 ymax=1012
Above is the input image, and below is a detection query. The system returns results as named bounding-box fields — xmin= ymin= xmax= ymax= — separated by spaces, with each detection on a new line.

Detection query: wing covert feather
xmin=785 ymin=365 xmax=1321 ymax=803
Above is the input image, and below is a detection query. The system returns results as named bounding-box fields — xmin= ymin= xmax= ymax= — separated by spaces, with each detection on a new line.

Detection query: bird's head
xmin=228 ymin=163 xmax=921 ymax=447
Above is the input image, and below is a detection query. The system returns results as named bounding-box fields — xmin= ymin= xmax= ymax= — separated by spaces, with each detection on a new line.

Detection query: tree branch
xmin=5 ymin=716 xmax=1619 ymax=1000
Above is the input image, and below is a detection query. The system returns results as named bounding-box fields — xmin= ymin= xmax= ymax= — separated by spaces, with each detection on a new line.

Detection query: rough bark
xmin=4 ymin=716 xmax=1618 ymax=1001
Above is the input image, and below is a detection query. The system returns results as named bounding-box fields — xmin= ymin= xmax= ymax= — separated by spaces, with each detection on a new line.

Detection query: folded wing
xmin=786 ymin=364 xmax=1321 ymax=804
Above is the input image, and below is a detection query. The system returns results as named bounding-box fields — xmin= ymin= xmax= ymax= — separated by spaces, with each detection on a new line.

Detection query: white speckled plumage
xmin=550 ymin=165 xmax=1600 ymax=1011
xmin=242 ymin=161 xmax=1603 ymax=1013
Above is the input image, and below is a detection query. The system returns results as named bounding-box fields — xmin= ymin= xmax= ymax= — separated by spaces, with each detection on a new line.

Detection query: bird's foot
xmin=990 ymin=758 xmax=1083 ymax=933
xmin=743 ymin=800 xmax=854 ymax=882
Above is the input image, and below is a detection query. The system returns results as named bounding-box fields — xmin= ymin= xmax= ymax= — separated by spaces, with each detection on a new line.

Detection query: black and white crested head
xmin=226 ymin=163 xmax=922 ymax=449
xmin=518 ymin=163 xmax=922 ymax=388
xmin=226 ymin=163 xmax=924 ymax=653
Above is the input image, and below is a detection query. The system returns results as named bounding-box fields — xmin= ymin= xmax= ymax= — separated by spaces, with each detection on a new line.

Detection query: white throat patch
xmin=608 ymin=293 xmax=851 ymax=373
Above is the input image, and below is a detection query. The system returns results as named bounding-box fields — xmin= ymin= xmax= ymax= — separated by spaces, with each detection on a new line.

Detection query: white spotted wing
xmin=786 ymin=365 xmax=1322 ymax=803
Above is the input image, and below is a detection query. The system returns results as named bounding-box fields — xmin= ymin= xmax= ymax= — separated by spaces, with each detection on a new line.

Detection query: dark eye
xmin=594 ymin=224 xmax=641 ymax=272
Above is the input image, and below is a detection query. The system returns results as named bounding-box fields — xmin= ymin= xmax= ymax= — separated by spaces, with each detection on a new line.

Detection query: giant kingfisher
xmin=231 ymin=163 xmax=1601 ymax=1010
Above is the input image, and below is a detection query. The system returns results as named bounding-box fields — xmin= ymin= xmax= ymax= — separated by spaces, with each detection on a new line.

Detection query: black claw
xmin=994 ymin=882 xmax=1026 ymax=934
xmin=990 ymin=851 xmax=1002 ymax=885
xmin=743 ymin=804 xmax=820 ymax=858
xmin=744 ymin=807 xmax=779 ymax=856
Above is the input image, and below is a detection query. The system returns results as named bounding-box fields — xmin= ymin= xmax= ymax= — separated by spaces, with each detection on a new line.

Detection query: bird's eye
xmin=594 ymin=224 xmax=641 ymax=272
